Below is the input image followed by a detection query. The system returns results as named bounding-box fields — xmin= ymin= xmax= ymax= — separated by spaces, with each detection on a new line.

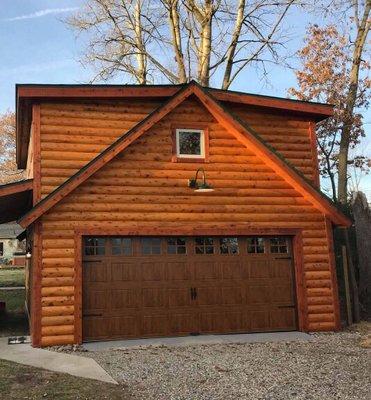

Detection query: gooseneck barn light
xmin=188 ymin=168 xmax=214 ymax=193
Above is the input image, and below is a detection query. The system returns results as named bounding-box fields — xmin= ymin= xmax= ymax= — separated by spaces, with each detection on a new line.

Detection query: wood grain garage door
xmin=82 ymin=236 xmax=297 ymax=341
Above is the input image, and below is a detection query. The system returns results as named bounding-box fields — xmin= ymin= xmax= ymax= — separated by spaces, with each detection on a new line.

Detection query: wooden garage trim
xmin=74 ymin=223 xmax=307 ymax=344
xmin=18 ymin=81 xmax=350 ymax=228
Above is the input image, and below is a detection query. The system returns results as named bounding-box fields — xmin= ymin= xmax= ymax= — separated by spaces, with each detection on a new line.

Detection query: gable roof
xmin=17 ymin=81 xmax=350 ymax=228
xmin=16 ymin=83 xmax=333 ymax=169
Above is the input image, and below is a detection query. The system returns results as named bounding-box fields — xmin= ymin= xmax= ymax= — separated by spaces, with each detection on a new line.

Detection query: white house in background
xmin=0 ymin=223 xmax=25 ymax=264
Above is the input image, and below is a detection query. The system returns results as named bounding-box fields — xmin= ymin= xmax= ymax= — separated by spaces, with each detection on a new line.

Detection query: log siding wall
xmin=35 ymin=97 xmax=337 ymax=346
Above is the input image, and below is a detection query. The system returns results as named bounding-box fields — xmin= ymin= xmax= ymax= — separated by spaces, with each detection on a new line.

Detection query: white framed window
xmin=176 ymin=129 xmax=205 ymax=158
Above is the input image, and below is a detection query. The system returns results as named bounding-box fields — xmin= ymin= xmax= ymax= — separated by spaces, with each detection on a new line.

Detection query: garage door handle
xmin=190 ymin=288 xmax=197 ymax=300
xmin=277 ymin=305 xmax=295 ymax=309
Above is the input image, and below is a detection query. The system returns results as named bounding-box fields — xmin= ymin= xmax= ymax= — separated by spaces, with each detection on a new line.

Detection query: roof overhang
xmin=16 ymin=83 xmax=334 ymax=169
xmin=0 ymin=180 xmax=33 ymax=224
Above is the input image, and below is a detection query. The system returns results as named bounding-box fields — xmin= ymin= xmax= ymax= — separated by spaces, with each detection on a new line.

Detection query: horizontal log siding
xmin=37 ymin=97 xmax=337 ymax=346
xmin=227 ymin=103 xmax=317 ymax=184
xmin=39 ymin=99 xmax=161 ymax=197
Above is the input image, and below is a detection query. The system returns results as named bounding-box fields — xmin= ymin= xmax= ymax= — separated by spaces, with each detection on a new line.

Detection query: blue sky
xmin=0 ymin=1 xmax=369 ymax=195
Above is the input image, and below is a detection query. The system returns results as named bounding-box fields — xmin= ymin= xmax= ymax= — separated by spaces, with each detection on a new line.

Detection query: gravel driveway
xmin=82 ymin=331 xmax=370 ymax=400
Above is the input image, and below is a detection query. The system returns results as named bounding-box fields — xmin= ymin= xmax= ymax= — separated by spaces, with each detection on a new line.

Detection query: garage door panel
xmin=246 ymin=285 xmax=272 ymax=304
xmin=141 ymin=262 xmax=166 ymax=281
xmin=271 ymin=284 xmax=295 ymax=304
xmin=169 ymin=313 xmax=197 ymax=334
xmin=111 ymin=289 xmax=138 ymax=309
xmin=249 ymin=260 xmax=272 ymax=279
xmin=197 ymin=287 xmax=222 ymax=306
xmin=199 ymin=311 xmax=222 ymax=333
xmin=270 ymin=309 xmax=296 ymax=330
xmin=83 ymin=289 xmax=108 ymax=311
xmin=166 ymin=261 xmax=191 ymax=281
xmin=168 ymin=288 xmax=192 ymax=307
xmin=221 ymin=261 xmax=247 ymax=279
xmin=84 ymin=317 xmax=111 ymax=340
xmin=142 ymin=314 xmax=168 ymax=336
xmin=142 ymin=288 xmax=168 ymax=308
xmin=84 ymin=261 xmax=107 ymax=283
xmin=250 ymin=310 xmax=270 ymax=331
xmin=111 ymin=262 xmax=137 ymax=282
xmin=223 ymin=311 xmax=250 ymax=332
xmin=221 ymin=286 xmax=244 ymax=305
xmin=194 ymin=261 xmax=220 ymax=281
xmin=111 ymin=316 xmax=138 ymax=337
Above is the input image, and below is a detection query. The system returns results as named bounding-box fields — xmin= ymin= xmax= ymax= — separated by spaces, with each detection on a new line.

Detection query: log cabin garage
xmin=0 ymin=81 xmax=350 ymax=347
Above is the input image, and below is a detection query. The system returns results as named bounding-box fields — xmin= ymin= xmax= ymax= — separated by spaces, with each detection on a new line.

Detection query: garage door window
xmin=220 ymin=237 xmax=239 ymax=254
xmin=167 ymin=238 xmax=187 ymax=254
xmin=112 ymin=238 xmax=132 ymax=255
xmin=84 ymin=237 xmax=105 ymax=256
xmin=247 ymin=237 xmax=265 ymax=254
xmin=195 ymin=237 xmax=214 ymax=254
xmin=270 ymin=237 xmax=288 ymax=253
xmin=141 ymin=238 xmax=161 ymax=255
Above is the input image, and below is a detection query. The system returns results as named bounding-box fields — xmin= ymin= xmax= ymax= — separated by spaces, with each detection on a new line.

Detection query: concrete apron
xmin=0 ymin=337 xmax=117 ymax=384
xmin=84 ymin=331 xmax=313 ymax=352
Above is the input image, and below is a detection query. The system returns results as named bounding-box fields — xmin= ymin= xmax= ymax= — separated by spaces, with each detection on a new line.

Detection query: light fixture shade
xmin=194 ymin=182 xmax=214 ymax=193
xmin=194 ymin=188 xmax=214 ymax=193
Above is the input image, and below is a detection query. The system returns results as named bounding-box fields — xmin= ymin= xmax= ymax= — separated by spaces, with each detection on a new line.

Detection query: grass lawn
xmin=0 ymin=268 xmax=25 ymax=287
xmin=0 ymin=359 xmax=130 ymax=400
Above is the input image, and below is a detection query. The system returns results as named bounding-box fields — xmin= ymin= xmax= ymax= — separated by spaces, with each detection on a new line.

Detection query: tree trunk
xmin=222 ymin=0 xmax=245 ymax=90
xmin=198 ymin=1 xmax=212 ymax=87
xmin=134 ymin=0 xmax=147 ymax=84
xmin=337 ymin=3 xmax=370 ymax=204
xmin=168 ymin=0 xmax=187 ymax=83
xmin=352 ymin=192 xmax=371 ymax=318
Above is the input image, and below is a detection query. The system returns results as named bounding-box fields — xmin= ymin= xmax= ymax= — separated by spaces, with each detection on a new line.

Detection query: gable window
xmin=175 ymin=129 xmax=205 ymax=159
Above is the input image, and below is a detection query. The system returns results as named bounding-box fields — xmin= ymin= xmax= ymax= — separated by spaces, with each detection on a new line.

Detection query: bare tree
xmin=66 ymin=0 xmax=296 ymax=87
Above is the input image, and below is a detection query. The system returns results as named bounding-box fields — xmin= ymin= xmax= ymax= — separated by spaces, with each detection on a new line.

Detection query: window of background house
xmin=270 ymin=237 xmax=288 ymax=254
xmin=247 ymin=237 xmax=265 ymax=253
xmin=0 ymin=242 xmax=3 ymax=257
xmin=176 ymin=129 xmax=205 ymax=158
